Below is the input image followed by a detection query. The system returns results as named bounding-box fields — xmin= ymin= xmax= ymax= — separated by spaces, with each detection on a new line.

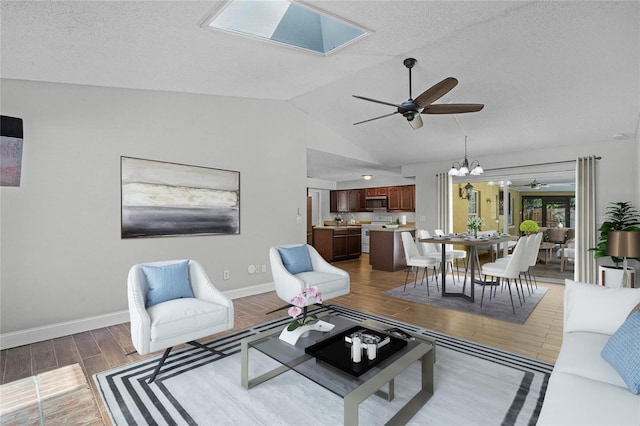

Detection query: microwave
xmin=365 ymin=196 xmax=388 ymax=210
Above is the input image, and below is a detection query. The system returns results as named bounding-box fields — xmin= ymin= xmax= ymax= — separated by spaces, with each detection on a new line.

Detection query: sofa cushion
xmin=142 ymin=260 xmax=194 ymax=308
xmin=278 ymin=245 xmax=313 ymax=275
xmin=564 ymin=279 xmax=640 ymax=334
xmin=601 ymin=311 xmax=640 ymax=394
xmin=554 ymin=331 xmax=628 ymax=388
xmin=537 ymin=371 xmax=640 ymax=426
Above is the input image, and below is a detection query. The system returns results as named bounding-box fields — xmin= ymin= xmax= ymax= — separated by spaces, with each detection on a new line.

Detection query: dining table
xmin=419 ymin=234 xmax=516 ymax=303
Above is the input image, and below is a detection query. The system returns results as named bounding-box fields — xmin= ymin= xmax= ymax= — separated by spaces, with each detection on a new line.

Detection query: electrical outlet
xmin=223 ymin=270 xmax=230 ymax=280
xmin=261 ymin=264 xmax=267 ymax=273
xmin=420 ymin=216 xmax=426 ymax=222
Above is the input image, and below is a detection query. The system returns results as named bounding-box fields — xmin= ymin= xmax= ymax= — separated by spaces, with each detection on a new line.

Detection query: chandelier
xmin=448 ymin=136 xmax=483 ymax=176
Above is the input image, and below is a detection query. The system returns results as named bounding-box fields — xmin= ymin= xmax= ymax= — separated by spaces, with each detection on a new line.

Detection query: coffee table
xmin=241 ymin=314 xmax=435 ymax=425
xmin=538 ymin=242 xmax=557 ymax=264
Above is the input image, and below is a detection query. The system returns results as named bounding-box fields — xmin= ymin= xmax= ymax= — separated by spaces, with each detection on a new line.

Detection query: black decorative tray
xmin=304 ymin=326 xmax=407 ymax=377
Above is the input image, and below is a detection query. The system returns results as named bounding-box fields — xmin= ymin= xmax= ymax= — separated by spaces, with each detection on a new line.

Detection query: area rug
xmin=94 ymin=305 xmax=552 ymax=426
xmin=383 ymin=276 xmax=548 ymax=324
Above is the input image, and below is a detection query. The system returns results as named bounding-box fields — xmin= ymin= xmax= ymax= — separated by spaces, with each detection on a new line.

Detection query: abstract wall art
xmin=121 ymin=157 xmax=240 ymax=238
xmin=1 ymin=116 xmax=24 ymax=187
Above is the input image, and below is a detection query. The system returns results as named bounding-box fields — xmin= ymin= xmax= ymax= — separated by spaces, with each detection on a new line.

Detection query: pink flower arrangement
xmin=286 ymin=286 xmax=323 ymax=331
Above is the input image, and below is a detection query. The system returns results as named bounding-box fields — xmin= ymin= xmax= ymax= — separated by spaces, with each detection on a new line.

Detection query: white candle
xmin=367 ymin=343 xmax=377 ymax=360
xmin=352 ymin=337 xmax=362 ymax=363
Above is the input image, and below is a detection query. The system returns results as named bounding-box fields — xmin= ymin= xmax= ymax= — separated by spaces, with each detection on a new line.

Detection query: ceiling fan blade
xmin=353 ymin=111 xmax=399 ymax=125
xmin=352 ymin=95 xmax=399 ymax=108
xmin=409 ymin=114 xmax=423 ymax=129
xmin=421 ymin=103 xmax=484 ymax=114
xmin=414 ymin=77 xmax=458 ymax=107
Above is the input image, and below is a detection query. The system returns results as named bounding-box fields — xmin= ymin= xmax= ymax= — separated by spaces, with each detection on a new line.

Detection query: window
xmin=522 ymin=196 xmax=575 ymax=227
xmin=468 ymin=189 xmax=479 ymax=218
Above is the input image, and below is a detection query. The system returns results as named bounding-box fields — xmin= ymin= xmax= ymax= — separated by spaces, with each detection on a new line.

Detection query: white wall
xmin=0 ymin=79 xmax=311 ymax=342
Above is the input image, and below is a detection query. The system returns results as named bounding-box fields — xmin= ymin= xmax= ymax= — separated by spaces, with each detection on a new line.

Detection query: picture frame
xmin=121 ymin=156 xmax=240 ymax=238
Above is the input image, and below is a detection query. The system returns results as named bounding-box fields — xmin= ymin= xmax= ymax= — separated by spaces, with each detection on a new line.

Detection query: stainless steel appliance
xmin=361 ymin=214 xmax=393 ymax=253
xmin=365 ymin=196 xmax=388 ymax=210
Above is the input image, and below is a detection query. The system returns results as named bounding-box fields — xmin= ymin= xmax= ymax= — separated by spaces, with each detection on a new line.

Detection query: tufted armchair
xmin=128 ymin=259 xmax=234 ymax=383
xmin=269 ymin=244 xmax=350 ymax=307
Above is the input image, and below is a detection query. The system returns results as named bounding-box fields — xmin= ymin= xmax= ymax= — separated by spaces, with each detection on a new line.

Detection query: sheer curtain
xmin=437 ymin=173 xmax=452 ymax=233
xmin=576 ymin=156 xmax=597 ymax=283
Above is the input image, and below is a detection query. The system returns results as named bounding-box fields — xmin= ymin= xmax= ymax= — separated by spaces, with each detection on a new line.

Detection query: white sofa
xmin=537 ymin=280 xmax=640 ymax=425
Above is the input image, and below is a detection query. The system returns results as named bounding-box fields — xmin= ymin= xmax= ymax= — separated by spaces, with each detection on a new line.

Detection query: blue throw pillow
xmin=142 ymin=260 xmax=194 ymax=308
xmin=601 ymin=311 xmax=640 ymax=394
xmin=278 ymin=245 xmax=313 ymax=275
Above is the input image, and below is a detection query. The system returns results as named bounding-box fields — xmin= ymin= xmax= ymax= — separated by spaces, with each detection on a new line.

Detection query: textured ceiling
xmin=2 ymin=1 xmax=638 ymax=183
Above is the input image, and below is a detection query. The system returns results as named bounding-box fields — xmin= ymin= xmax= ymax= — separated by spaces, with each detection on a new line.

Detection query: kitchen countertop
xmin=314 ymin=225 xmax=362 ymax=230
xmin=369 ymin=226 xmax=415 ymax=232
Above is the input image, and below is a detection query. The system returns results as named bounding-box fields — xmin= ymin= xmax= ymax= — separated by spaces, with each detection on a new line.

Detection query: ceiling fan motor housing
xmin=399 ymin=100 xmax=420 ymax=120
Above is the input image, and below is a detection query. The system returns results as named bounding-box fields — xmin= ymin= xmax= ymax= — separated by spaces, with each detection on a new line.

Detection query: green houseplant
xmin=519 ymin=220 xmax=539 ymax=235
xmin=590 ymin=201 xmax=640 ymax=266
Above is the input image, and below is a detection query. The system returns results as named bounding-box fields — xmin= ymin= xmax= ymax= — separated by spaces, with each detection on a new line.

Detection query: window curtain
xmin=575 ymin=156 xmax=597 ymax=283
xmin=437 ymin=173 xmax=452 ymax=233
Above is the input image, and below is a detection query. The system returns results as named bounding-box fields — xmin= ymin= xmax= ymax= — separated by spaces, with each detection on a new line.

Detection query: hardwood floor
xmin=0 ymin=254 xmax=564 ymax=424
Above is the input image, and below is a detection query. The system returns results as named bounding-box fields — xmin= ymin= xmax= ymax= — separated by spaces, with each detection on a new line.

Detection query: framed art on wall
xmin=121 ymin=157 xmax=240 ymax=238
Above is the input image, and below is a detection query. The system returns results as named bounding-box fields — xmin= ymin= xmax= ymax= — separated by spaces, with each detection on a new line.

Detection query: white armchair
xmin=269 ymin=244 xmax=350 ymax=307
xmin=128 ymin=259 xmax=234 ymax=383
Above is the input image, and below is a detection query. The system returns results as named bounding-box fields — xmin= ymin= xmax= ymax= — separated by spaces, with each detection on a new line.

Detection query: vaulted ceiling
xmin=2 ymin=1 xmax=638 ymax=184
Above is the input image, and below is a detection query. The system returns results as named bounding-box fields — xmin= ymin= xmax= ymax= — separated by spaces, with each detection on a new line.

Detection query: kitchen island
xmin=313 ymin=226 xmax=361 ymax=262
xmin=369 ymin=227 xmax=415 ymax=272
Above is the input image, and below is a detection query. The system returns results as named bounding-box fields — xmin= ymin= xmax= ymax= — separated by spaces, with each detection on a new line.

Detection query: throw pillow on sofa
xmin=601 ymin=311 xmax=640 ymax=394
xmin=564 ymin=280 xmax=640 ymax=335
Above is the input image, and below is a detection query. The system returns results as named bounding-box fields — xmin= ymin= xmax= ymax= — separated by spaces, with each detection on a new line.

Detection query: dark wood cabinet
xmin=331 ymin=185 xmax=414 ymax=212
xmin=369 ymin=229 xmax=413 ymax=272
xmin=348 ymin=189 xmax=366 ymax=212
xmin=387 ymin=185 xmax=414 ymax=212
xmin=365 ymin=187 xmax=387 ymax=197
xmin=330 ymin=190 xmax=349 ymax=213
xmin=313 ymin=227 xmax=361 ymax=262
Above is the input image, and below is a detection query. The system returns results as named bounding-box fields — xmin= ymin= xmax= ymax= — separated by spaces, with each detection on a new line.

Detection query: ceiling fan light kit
xmin=448 ymin=136 xmax=483 ymax=176
xmin=352 ymin=58 xmax=484 ymax=129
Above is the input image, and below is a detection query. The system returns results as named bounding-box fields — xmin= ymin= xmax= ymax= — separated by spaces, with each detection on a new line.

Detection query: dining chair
xmin=401 ymin=231 xmax=439 ymax=295
xmin=416 ymin=229 xmax=455 ymax=285
xmin=560 ymin=238 xmax=575 ymax=272
xmin=480 ymin=237 xmax=528 ymax=314
xmin=433 ymin=229 xmax=467 ymax=282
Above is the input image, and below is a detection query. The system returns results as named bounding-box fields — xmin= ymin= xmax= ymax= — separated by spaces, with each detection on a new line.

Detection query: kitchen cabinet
xmin=348 ymin=189 xmax=366 ymax=212
xmin=387 ymin=185 xmax=415 ymax=212
xmin=366 ymin=187 xmax=388 ymax=197
xmin=313 ymin=226 xmax=361 ymax=262
xmin=330 ymin=189 xmax=366 ymax=212
xmin=330 ymin=185 xmax=415 ymax=212
xmin=330 ymin=190 xmax=349 ymax=213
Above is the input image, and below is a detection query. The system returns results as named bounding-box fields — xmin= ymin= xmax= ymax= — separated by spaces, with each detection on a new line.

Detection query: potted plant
xmin=590 ymin=201 xmax=640 ymax=287
xmin=519 ymin=220 xmax=539 ymax=235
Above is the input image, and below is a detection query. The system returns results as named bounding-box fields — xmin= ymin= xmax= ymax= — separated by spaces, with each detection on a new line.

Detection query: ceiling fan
xmin=352 ymin=58 xmax=484 ymax=130
xmin=516 ymin=178 xmax=549 ymax=189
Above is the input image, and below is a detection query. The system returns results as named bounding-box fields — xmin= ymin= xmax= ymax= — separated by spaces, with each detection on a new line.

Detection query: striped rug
xmin=94 ymin=305 xmax=552 ymax=425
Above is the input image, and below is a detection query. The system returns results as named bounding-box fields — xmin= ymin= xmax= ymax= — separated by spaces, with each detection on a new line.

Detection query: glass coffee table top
xmin=245 ymin=313 xmax=424 ymax=397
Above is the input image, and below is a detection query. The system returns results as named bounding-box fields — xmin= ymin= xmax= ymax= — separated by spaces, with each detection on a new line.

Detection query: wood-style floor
xmin=0 ymin=254 xmax=564 ymax=425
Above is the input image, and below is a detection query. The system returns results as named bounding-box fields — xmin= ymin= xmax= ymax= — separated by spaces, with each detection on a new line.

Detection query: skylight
xmin=203 ymin=0 xmax=369 ymax=55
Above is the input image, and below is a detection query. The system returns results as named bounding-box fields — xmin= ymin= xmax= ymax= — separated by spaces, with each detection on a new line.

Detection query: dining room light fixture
xmin=448 ymin=136 xmax=483 ymax=176
xmin=362 ymin=174 xmax=373 ymax=180
xmin=459 ymin=182 xmax=474 ymax=200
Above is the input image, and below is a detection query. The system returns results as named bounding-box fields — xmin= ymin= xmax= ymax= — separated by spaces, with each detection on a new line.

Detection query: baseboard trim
xmin=0 ymin=310 xmax=131 ymax=350
xmin=0 ymin=282 xmax=276 ymax=350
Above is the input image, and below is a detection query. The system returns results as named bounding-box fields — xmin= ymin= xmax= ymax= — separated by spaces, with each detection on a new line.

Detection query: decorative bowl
xmin=384 ymin=224 xmax=399 ymax=229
